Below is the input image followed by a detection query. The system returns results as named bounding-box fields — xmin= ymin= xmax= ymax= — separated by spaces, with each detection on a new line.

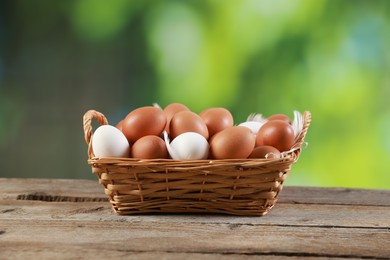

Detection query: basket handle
xmin=83 ymin=110 xmax=108 ymax=159
xmin=299 ymin=111 xmax=311 ymax=146
xmin=289 ymin=110 xmax=311 ymax=160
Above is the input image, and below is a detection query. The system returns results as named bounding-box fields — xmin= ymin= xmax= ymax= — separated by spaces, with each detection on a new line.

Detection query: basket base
xmin=110 ymin=198 xmax=278 ymax=216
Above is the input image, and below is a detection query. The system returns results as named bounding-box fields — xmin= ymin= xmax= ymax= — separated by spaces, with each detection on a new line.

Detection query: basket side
xmin=91 ymin=156 xmax=294 ymax=216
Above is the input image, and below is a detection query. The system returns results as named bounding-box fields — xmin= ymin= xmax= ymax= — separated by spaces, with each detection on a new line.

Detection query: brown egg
xmin=116 ymin=120 xmax=123 ymax=131
xmin=131 ymin=135 xmax=168 ymax=159
xmin=256 ymin=120 xmax=294 ymax=152
xmin=249 ymin=146 xmax=281 ymax=159
xmin=210 ymin=126 xmax=255 ymax=159
xmin=199 ymin=107 xmax=234 ymax=137
xmin=163 ymin=103 xmax=190 ymax=133
xmin=267 ymin=114 xmax=291 ymax=124
xmin=122 ymin=106 xmax=166 ymax=143
xmin=169 ymin=111 xmax=209 ymax=139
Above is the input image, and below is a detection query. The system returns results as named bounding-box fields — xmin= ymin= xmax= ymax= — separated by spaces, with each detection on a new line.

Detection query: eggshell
xmin=268 ymin=114 xmax=291 ymax=124
xmin=92 ymin=125 xmax=130 ymax=158
xmin=256 ymin=120 xmax=294 ymax=152
xmin=167 ymin=132 xmax=209 ymax=160
xmin=163 ymin=103 xmax=190 ymax=133
xmin=122 ymin=106 xmax=166 ymax=143
xmin=169 ymin=111 xmax=209 ymax=139
xmin=210 ymin=126 xmax=255 ymax=159
xmin=249 ymin=145 xmax=281 ymax=159
xmin=199 ymin=107 xmax=234 ymax=137
xmin=131 ymin=135 xmax=168 ymax=159
xmin=116 ymin=120 xmax=123 ymax=131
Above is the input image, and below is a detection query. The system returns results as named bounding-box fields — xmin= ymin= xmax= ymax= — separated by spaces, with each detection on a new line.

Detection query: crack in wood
xmin=208 ymin=222 xmax=389 ymax=231
xmin=227 ymin=223 xmax=242 ymax=230
xmin=220 ymin=251 xmax=390 ymax=259
xmin=1 ymin=208 xmax=16 ymax=213
xmin=260 ymin=223 xmax=390 ymax=231
xmin=16 ymin=192 xmax=108 ymax=202
xmin=284 ymin=201 xmax=390 ymax=207
xmin=0 ymin=230 xmax=5 ymax=235
xmin=69 ymin=207 xmax=106 ymax=214
xmin=114 ymin=248 xmax=388 ymax=259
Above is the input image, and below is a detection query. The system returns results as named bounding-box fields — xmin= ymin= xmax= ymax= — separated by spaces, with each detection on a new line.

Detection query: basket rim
xmin=88 ymin=151 xmax=298 ymax=166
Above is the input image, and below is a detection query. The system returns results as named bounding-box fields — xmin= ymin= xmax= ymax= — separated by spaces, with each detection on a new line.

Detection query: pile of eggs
xmin=91 ymin=103 xmax=298 ymax=160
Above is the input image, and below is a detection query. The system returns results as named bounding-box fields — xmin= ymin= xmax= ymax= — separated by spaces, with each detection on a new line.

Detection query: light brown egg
xmin=210 ymin=126 xmax=255 ymax=159
xmin=131 ymin=135 xmax=168 ymax=159
xmin=163 ymin=103 xmax=190 ymax=133
xmin=249 ymin=145 xmax=281 ymax=159
xmin=199 ymin=107 xmax=234 ymax=137
xmin=256 ymin=120 xmax=294 ymax=152
xmin=122 ymin=106 xmax=166 ymax=143
xmin=267 ymin=114 xmax=291 ymax=124
xmin=169 ymin=111 xmax=209 ymax=139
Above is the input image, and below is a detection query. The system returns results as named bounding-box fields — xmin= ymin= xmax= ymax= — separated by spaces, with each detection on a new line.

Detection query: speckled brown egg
xmin=210 ymin=126 xmax=255 ymax=159
xmin=249 ymin=145 xmax=281 ymax=159
xmin=256 ymin=120 xmax=294 ymax=152
xmin=169 ymin=111 xmax=209 ymax=139
xmin=122 ymin=106 xmax=166 ymax=143
xmin=199 ymin=107 xmax=234 ymax=137
xmin=131 ymin=135 xmax=168 ymax=159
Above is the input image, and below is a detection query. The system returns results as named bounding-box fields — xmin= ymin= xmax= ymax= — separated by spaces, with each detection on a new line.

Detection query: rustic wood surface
xmin=0 ymin=178 xmax=389 ymax=259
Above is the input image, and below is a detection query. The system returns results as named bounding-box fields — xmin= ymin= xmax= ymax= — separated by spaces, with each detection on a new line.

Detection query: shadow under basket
xmin=83 ymin=110 xmax=311 ymax=216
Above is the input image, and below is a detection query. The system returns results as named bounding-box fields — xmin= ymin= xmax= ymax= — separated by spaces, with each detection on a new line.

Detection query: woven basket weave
xmin=83 ymin=110 xmax=311 ymax=216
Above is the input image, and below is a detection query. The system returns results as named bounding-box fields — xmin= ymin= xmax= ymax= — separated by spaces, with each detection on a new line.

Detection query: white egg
xmin=92 ymin=125 xmax=130 ymax=158
xmin=164 ymin=132 xmax=209 ymax=160
xmin=238 ymin=121 xmax=266 ymax=134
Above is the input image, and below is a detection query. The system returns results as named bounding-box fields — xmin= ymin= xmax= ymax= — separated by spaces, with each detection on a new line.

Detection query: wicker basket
xmin=83 ymin=110 xmax=311 ymax=216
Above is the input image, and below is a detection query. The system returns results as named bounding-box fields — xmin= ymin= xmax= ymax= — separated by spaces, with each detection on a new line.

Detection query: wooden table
xmin=0 ymin=178 xmax=389 ymax=259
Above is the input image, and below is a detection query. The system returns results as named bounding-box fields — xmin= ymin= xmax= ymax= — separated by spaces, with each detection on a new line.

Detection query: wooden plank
xmin=0 ymin=200 xmax=389 ymax=229
xmin=0 ymin=248 xmax=359 ymax=260
xmin=279 ymin=186 xmax=390 ymax=206
xmin=0 ymin=178 xmax=106 ymax=201
xmin=0 ymin=219 xmax=389 ymax=259
xmin=2 ymin=178 xmax=390 ymax=206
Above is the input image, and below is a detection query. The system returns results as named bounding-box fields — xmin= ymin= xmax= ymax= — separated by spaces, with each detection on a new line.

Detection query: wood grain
xmin=1 ymin=200 xmax=389 ymax=229
xmin=1 ymin=219 xmax=389 ymax=258
xmin=280 ymin=186 xmax=390 ymax=206
xmin=2 ymin=178 xmax=390 ymax=206
xmin=0 ymin=178 xmax=389 ymax=259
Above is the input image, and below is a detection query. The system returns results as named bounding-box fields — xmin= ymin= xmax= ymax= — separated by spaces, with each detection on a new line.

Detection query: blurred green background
xmin=0 ymin=0 xmax=389 ymax=188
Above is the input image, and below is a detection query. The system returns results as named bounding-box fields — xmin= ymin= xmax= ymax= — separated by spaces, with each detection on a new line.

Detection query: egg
xmin=268 ymin=114 xmax=291 ymax=124
xmin=92 ymin=125 xmax=130 ymax=158
xmin=169 ymin=111 xmax=209 ymax=139
xmin=164 ymin=132 xmax=209 ymax=160
xmin=249 ymin=145 xmax=281 ymax=159
xmin=163 ymin=103 xmax=190 ymax=133
xmin=131 ymin=135 xmax=168 ymax=159
xmin=122 ymin=106 xmax=166 ymax=143
xmin=116 ymin=120 xmax=123 ymax=131
xmin=210 ymin=126 xmax=255 ymax=159
xmin=256 ymin=120 xmax=294 ymax=152
xmin=199 ymin=107 xmax=234 ymax=137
